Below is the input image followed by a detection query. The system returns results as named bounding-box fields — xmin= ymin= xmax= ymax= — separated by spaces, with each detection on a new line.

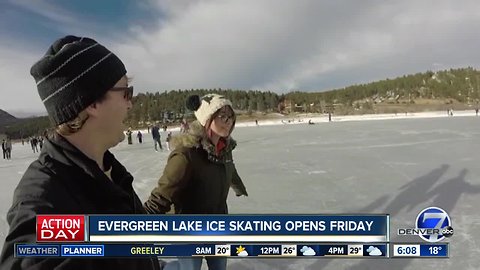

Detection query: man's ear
xmin=85 ymin=102 xmax=99 ymax=118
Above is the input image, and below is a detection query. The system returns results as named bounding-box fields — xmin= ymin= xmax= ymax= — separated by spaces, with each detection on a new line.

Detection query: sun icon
xmin=236 ymin=245 xmax=245 ymax=254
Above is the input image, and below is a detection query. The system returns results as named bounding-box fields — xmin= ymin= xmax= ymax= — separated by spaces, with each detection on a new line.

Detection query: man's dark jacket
xmin=0 ymin=134 xmax=160 ymax=270
xmin=151 ymin=126 xmax=160 ymax=139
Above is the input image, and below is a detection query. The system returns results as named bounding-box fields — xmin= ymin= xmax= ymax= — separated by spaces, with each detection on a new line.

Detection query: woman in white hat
xmin=145 ymin=94 xmax=248 ymax=270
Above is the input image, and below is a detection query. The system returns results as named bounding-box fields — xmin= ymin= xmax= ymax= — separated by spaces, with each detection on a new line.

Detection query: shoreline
xmin=234 ymin=109 xmax=478 ymax=128
xmin=136 ymin=109 xmax=478 ymax=134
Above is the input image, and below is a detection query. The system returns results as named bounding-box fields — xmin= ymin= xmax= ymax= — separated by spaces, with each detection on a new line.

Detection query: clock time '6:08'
xmin=394 ymin=245 xmax=420 ymax=256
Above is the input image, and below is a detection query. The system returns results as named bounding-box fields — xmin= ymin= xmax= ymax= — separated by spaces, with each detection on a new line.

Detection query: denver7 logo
xmin=415 ymin=207 xmax=452 ymax=243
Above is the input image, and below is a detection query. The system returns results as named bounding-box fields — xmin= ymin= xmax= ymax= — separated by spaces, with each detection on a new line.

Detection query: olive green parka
xmin=144 ymin=121 xmax=248 ymax=214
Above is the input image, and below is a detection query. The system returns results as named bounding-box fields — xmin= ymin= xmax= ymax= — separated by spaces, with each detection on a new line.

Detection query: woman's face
xmin=209 ymin=106 xmax=235 ymax=138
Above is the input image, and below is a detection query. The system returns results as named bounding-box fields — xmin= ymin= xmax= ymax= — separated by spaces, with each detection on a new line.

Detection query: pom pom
xmin=186 ymin=95 xmax=201 ymax=111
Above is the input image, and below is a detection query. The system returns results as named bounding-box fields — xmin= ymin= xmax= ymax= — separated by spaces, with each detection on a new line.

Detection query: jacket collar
xmin=41 ymin=133 xmax=133 ymax=187
xmin=38 ymin=133 xmax=141 ymax=213
xmin=171 ymin=121 xmax=236 ymax=163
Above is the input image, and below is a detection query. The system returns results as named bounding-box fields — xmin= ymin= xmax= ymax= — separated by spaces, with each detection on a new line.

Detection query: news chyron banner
xmin=17 ymin=214 xmax=391 ymax=258
xmin=86 ymin=215 xmax=389 ymax=243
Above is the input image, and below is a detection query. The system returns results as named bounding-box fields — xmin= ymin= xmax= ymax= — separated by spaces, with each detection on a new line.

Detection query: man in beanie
xmin=145 ymin=94 xmax=248 ymax=270
xmin=0 ymin=36 xmax=162 ymax=270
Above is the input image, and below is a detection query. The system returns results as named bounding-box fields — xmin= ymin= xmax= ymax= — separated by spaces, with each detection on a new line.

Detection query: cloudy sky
xmin=1 ymin=0 xmax=480 ymax=117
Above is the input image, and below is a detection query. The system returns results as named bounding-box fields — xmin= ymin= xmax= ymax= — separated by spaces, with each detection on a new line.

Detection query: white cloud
xmin=148 ymin=0 xmax=201 ymax=18
xmin=302 ymin=247 xmax=316 ymax=256
xmin=112 ymin=0 xmax=480 ymax=94
xmin=237 ymin=250 xmax=248 ymax=256
xmin=0 ymin=45 xmax=45 ymax=114
xmin=369 ymin=247 xmax=382 ymax=256
xmin=3 ymin=0 xmax=480 ymax=113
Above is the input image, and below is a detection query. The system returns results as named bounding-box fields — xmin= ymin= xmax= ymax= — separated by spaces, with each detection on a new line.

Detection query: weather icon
xmin=300 ymin=246 xmax=316 ymax=256
xmin=366 ymin=246 xmax=382 ymax=256
xmin=236 ymin=246 xmax=248 ymax=257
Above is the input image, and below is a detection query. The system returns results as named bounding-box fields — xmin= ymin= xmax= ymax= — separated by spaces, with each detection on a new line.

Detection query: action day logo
xmin=398 ymin=207 xmax=454 ymax=243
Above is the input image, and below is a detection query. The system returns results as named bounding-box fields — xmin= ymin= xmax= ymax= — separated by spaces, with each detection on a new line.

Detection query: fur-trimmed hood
xmin=170 ymin=121 xmax=237 ymax=162
xmin=144 ymin=122 xmax=248 ymax=215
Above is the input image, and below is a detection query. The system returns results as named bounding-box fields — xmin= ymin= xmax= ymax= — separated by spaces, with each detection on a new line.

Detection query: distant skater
xmin=5 ymin=138 xmax=12 ymax=159
xmin=2 ymin=139 xmax=6 ymax=159
xmin=166 ymin=132 xmax=172 ymax=151
xmin=152 ymin=124 xmax=162 ymax=151
xmin=38 ymin=137 xmax=43 ymax=150
xmin=30 ymin=137 xmax=38 ymax=153
xmin=126 ymin=128 xmax=133 ymax=144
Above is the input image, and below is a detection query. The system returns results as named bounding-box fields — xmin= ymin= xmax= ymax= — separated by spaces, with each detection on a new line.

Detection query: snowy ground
xmin=1 ymin=111 xmax=480 ymax=269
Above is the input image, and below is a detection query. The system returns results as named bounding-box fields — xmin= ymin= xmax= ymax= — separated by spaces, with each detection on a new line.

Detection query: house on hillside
xmin=282 ymin=99 xmax=305 ymax=113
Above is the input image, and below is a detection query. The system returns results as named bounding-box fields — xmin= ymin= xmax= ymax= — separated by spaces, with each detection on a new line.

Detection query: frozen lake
xmin=1 ymin=115 xmax=479 ymax=269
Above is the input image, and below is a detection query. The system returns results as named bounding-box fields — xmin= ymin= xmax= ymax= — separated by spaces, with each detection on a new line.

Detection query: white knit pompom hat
xmin=186 ymin=94 xmax=233 ymax=126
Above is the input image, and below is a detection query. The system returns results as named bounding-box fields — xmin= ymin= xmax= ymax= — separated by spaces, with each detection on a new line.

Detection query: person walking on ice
xmin=137 ymin=130 xmax=143 ymax=143
xmin=165 ymin=131 xmax=172 ymax=151
xmin=30 ymin=137 xmax=38 ymax=153
xmin=1 ymin=139 xmax=6 ymax=159
xmin=145 ymin=94 xmax=248 ymax=270
xmin=126 ymin=128 xmax=133 ymax=144
xmin=152 ymin=123 xmax=162 ymax=151
xmin=4 ymin=138 xmax=12 ymax=160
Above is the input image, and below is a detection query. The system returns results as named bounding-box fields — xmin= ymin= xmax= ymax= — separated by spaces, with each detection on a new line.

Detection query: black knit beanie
xmin=30 ymin=35 xmax=127 ymax=125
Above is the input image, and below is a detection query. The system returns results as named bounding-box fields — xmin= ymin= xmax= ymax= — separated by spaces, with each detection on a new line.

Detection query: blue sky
xmin=1 ymin=0 xmax=480 ymax=116
xmin=0 ymin=0 xmax=159 ymax=50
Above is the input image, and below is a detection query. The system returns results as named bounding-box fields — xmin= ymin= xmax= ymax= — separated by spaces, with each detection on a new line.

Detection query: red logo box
xmin=36 ymin=215 xmax=85 ymax=242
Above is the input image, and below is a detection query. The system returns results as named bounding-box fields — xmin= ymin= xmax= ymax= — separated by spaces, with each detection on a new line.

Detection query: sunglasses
xmin=110 ymin=86 xmax=134 ymax=101
xmin=216 ymin=113 xmax=235 ymax=123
